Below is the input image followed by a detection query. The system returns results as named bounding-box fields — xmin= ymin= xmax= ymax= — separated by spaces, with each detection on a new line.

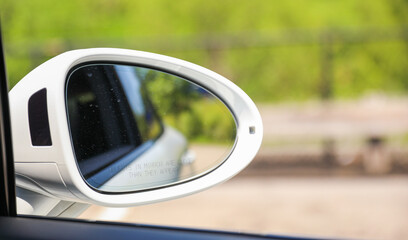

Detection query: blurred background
xmin=2 ymin=0 xmax=408 ymax=239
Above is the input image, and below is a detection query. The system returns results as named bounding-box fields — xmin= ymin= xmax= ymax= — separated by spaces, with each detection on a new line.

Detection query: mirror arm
xmin=17 ymin=187 xmax=89 ymax=217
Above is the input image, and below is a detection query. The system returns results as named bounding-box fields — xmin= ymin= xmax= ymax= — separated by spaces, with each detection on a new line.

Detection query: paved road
xmin=79 ymin=175 xmax=408 ymax=240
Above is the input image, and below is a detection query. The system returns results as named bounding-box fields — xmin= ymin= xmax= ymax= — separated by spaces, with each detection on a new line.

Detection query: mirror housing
xmin=10 ymin=48 xmax=263 ymax=207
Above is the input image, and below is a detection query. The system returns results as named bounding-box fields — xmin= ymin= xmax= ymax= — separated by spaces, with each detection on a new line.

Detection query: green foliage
xmin=189 ymin=100 xmax=236 ymax=143
xmin=177 ymin=110 xmax=204 ymax=140
xmin=144 ymin=71 xmax=200 ymax=118
xmin=168 ymin=100 xmax=236 ymax=144
xmin=2 ymin=0 xmax=408 ymax=101
xmin=333 ymin=41 xmax=408 ymax=98
xmin=143 ymin=71 xmax=235 ymax=143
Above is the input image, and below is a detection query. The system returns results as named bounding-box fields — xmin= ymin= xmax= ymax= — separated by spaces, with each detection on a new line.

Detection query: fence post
xmin=319 ymin=31 xmax=334 ymax=100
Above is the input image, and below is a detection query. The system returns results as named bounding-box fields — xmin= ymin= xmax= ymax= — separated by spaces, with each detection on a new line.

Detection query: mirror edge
xmin=11 ymin=48 xmax=263 ymax=207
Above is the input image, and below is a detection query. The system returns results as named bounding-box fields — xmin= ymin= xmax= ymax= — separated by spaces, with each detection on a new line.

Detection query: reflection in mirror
xmin=66 ymin=64 xmax=236 ymax=192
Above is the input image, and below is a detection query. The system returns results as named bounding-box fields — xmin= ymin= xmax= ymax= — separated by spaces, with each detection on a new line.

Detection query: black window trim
xmin=0 ymin=21 xmax=17 ymax=217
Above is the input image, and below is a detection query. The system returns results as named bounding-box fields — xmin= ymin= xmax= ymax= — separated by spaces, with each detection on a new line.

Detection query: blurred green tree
xmin=1 ymin=0 xmax=408 ymax=102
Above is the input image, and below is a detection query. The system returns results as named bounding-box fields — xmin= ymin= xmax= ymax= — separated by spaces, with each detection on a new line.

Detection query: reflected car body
xmin=100 ymin=126 xmax=187 ymax=192
xmin=67 ymin=64 xmax=189 ymax=192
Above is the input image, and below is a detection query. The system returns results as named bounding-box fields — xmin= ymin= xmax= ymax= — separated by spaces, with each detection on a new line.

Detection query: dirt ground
xmin=79 ymin=100 xmax=408 ymax=239
xmin=79 ymin=175 xmax=408 ymax=240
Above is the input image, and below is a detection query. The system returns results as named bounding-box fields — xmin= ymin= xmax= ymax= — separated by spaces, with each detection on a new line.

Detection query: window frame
xmin=0 ymin=23 xmax=16 ymax=217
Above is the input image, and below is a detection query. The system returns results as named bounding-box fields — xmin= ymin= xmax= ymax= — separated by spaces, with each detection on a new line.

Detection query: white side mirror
xmin=10 ymin=48 xmax=262 ymax=207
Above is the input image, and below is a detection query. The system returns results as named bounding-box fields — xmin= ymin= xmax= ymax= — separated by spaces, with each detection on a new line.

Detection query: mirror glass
xmin=66 ymin=63 xmax=236 ymax=192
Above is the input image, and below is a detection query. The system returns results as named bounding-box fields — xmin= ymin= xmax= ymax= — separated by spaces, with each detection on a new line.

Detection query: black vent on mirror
xmin=28 ymin=88 xmax=52 ymax=146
